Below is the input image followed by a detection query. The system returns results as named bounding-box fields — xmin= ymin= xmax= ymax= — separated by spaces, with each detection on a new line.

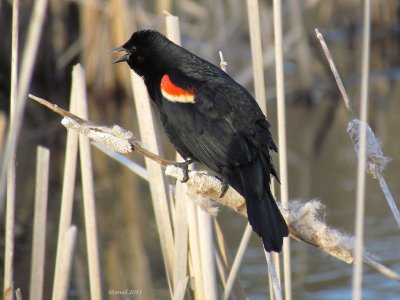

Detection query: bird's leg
xmin=217 ymin=176 xmax=229 ymax=198
xmin=173 ymin=159 xmax=194 ymax=183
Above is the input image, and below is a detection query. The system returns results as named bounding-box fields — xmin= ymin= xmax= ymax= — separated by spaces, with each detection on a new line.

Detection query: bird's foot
xmin=218 ymin=176 xmax=229 ymax=198
xmin=173 ymin=159 xmax=194 ymax=183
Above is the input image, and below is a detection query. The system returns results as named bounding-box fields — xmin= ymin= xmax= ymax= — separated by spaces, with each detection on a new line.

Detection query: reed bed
xmin=23 ymin=86 xmax=400 ymax=297
xmin=0 ymin=0 xmax=48 ymax=215
xmin=2 ymin=1 xmax=400 ymax=299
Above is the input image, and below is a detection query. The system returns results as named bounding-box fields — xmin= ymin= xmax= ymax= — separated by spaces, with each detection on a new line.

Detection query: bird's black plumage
xmin=113 ymin=30 xmax=288 ymax=252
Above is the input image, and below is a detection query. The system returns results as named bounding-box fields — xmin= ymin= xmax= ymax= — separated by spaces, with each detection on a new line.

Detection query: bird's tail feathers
xmin=234 ymin=155 xmax=288 ymax=252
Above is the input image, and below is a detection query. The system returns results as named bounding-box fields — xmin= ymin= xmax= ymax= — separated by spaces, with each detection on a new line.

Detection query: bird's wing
xmin=195 ymin=78 xmax=278 ymax=152
xmin=159 ymin=69 xmax=275 ymax=172
xmin=159 ymin=70 xmax=252 ymax=169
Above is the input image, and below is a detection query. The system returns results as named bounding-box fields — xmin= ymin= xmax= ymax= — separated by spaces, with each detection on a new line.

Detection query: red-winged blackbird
xmin=113 ymin=30 xmax=288 ymax=252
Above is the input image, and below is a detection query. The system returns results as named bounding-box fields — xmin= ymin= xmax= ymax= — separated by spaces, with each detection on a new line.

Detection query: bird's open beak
xmin=112 ymin=46 xmax=129 ymax=64
xmin=112 ymin=46 xmax=125 ymax=53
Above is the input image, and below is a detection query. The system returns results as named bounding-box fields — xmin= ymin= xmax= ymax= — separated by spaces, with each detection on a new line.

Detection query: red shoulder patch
xmin=161 ymin=74 xmax=195 ymax=103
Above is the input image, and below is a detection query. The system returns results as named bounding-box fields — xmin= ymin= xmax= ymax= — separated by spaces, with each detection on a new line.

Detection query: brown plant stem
xmin=28 ymin=94 xmax=174 ymax=167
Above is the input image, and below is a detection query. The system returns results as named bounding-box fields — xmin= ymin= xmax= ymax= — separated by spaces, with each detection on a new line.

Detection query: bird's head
xmin=112 ymin=30 xmax=171 ymax=77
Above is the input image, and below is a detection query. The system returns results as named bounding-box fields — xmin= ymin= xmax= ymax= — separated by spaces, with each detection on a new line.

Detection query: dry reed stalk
xmin=165 ymin=16 xmax=191 ymax=297
xmin=272 ymin=0 xmax=291 ymax=298
xmin=265 ymin=251 xmax=282 ymax=300
xmin=172 ymin=277 xmax=189 ymax=300
xmin=314 ymin=31 xmax=357 ymax=118
xmin=271 ymin=182 xmax=281 ymax=299
xmin=4 ymin=1 xmax=19 ymax=299
xmin=130 ymin=72 xmax=175 ymax=293
xmin=197 ymin=209 xmax=218 ymax=300
xmin=29 ymin=146 xmax=50 ymax=300
xmin=52 ymin=67 xmax=79 ymax=300
xmin=157 ymin=0 xmax=172 ymax=13
xmin=15 ymin=289 xmax=22 ymax=300
xmin=246 ymin=0 xmax=267 ymax=114
xmin=168 ymin=185 xmax=177 ymax=230
xmin=222 ymin=224 xmax=252 ymax=300
xmin=0 ymin=113 xmax=6 ymax=155
xmin=219 ymin=51 xmax=227 ymax=72
xmin=272 ymin=251 xmax=281 ymax=287
xmin=213 ymin=220 xmax=248 ymax=299
xmin=172 ymin=180 xmax=189 ymax=297
xmin=352 ymin=1 xmax=371 ymax=299
xmin=0 ymin=0 xmax=48 ymax=219
xmin=8 ymin=0 xmax=18 ymax=123
xmin=173 ymin=182 xmax=189 ymax=296
xmin=187 ymin=253 xmax=195 ymax=292
xmin=376 ymin=176 xmax=400 ymax=228
xmin=268 ymin=258 xmax=274 ymax=300
xmin=93 ymin=142 xmax=149 ymax=180
xmin=56 ymin=38 xmax=82 ymax=71
xmin=75 ymin=65 xmax=103 ymax=300
xmin=186 ymin=199 xmax=205 ymax=299
xmin=166 ymin=16 xmax=182 ymax=45
xmin=4 ymin=159 xmax=15 ymax=300
xmin=53 ymin=226 xmax=77 ymax=300
xmin=215 ymin=241 xmax=229 ymax=286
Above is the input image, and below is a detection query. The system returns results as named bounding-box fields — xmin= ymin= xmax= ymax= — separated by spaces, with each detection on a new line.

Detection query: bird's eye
xmin=135 ymin=47 xmax=149 ymax=63
xmin=137 ymin=55 xmax=146 ymax=64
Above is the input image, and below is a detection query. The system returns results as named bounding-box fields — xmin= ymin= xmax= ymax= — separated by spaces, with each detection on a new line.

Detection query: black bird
xmin=113 ymin=30 xmax=288 ymax=252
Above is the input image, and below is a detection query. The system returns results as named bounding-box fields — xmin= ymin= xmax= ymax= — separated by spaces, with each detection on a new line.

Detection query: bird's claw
xmin=173 ymin=159 xmax=194 ymax=183
xmin=218 ymin=177 xmax=229 ymax=198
